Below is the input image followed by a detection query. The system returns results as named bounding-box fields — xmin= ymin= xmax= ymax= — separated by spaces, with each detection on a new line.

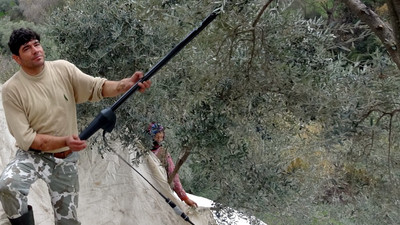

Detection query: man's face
xmin=12 ymin=39 xmax=45 ymax=73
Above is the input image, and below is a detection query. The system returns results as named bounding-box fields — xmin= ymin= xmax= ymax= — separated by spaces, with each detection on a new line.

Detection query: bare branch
xmin=252 ymin=0 xmax=275 ymax=28
xmin=168 ymin=146 xmax=191 ymax=185
xmin=339 ymin=0 xmax=400 ymax=69
xmin=387 ymin=0 xmax=400 ymax=50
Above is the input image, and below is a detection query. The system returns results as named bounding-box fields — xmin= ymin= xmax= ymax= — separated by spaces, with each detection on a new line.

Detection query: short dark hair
xmin=8 ymin=28 xmax=41 ymax=56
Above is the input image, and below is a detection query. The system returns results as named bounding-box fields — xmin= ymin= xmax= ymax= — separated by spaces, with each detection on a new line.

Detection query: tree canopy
xmin=1 ymin=0 xmax=400 ymax=224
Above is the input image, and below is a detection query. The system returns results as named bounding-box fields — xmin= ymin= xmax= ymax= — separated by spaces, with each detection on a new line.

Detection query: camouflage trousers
xmin=0 ymin=149 xmax=80 ymax=225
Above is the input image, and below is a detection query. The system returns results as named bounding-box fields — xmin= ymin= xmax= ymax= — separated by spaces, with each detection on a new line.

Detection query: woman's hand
xmin=184 ymin=198 xmax=198 ymax=208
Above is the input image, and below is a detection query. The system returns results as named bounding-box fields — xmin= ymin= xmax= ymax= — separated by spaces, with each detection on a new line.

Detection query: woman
xmin=148 ymin=122 xmax=198 ymax=207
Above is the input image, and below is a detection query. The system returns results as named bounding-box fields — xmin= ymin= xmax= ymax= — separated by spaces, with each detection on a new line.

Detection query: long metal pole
xmin=111 ymin=10 xmax=219 ymax=111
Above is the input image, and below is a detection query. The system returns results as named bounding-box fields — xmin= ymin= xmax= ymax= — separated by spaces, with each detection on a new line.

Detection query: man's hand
xmin=102 ymin=71 xmax=152 ymax=97
xmin=128 ymin=71 xmax=152 ymax=93
xmin=66 ymin=135 xmax=87 ymax=151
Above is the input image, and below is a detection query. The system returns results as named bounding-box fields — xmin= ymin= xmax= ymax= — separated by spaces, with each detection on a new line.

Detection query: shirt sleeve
xmin=61 ymin=60 xmax=107 ymax=103
xmin=2 ymin=87 xmax=35 ymax=151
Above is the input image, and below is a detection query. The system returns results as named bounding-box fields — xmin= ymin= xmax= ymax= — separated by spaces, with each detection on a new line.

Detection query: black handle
xmin=79 ymin=108 xmax=116 ymax=140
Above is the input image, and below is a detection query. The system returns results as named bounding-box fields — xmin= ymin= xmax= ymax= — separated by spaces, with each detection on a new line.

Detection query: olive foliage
xmin=45 ymin=0 xmax=400 ymax=224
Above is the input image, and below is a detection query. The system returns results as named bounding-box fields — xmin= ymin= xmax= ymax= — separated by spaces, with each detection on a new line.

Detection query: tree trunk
xmin=340 ymin=0 xmax=400 ymax=70
xmin=168 ymin=146 xmax=191 ymax=185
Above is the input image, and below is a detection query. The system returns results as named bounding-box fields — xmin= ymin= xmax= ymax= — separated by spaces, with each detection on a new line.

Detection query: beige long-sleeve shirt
xmin=2 ymin=60 xmax=106 ymax=151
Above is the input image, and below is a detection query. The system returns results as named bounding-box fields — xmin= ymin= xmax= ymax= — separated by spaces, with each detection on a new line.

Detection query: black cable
xmin=102 ymin=132 xmax=195 ymax=225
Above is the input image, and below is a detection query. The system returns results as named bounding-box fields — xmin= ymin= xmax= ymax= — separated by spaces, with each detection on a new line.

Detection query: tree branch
xmin=387 ymin=0 xmax=400 ymax=51
xmin=168 ymin=145 xmax=191 ymax=185
xmin=252 ymin=0 xmax=275 ymax=27
xmin=339 ymin=0 xmax=400 ymax=69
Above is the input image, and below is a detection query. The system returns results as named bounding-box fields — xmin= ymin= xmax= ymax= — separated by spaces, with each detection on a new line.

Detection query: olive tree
xmin=45 ymin=0 xmax=400 ymax=223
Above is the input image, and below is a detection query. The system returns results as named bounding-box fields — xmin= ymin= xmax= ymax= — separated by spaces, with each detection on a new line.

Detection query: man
xmin=0 ymin=28 xmax=151 ymax=225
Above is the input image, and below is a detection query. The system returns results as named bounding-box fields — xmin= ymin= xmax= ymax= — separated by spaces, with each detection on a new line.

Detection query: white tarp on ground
xmin=0 ymin=85 xmax=216 ymax=225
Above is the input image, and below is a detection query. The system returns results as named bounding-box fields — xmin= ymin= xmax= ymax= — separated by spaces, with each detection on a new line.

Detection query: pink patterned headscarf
xmin=148 ymin=122 xmax=164 ymax=137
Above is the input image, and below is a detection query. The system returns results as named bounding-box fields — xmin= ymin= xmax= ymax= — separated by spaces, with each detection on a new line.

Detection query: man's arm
xmin=31 ymin=71 xmax=151 ymax=152
xmin=102 ymin=71 xmax=151 ymax=97
xmin=31 ymin=134 xmax=87 ymax=152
